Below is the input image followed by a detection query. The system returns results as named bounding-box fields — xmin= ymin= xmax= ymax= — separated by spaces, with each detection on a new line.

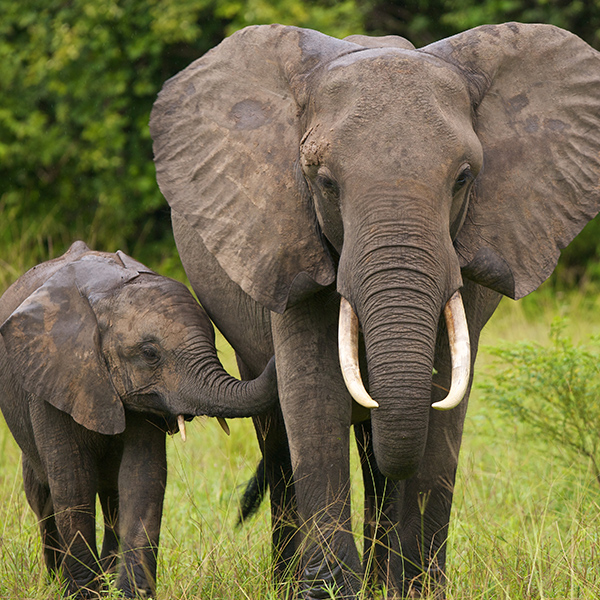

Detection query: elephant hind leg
xmin=22 ymin=456 xmax=61 ymax=575
xmin=238 ymin=350 xmax=300 ymax=583
xmin=250 ymin=409 xmax=300 ymax=583
xmin=98 ymin=487 xmax=120 ymax=573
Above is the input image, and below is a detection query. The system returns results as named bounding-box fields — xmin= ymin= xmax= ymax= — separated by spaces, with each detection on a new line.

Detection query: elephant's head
xmin=0 ymin=246 xmax=277 ymax=435
xmin=151 ymin=23 xmax=600 ymax=477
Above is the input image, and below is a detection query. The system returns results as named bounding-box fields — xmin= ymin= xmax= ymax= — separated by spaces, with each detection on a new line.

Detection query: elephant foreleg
xmin=271 ymin=289 xmax=362 ymax=599
xmin=31 ymin=401 xmax=102 ymax=596
xmin=116 ymin=413 xmax=167 ymax=598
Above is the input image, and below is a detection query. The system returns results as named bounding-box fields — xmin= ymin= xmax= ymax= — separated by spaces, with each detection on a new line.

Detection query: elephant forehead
xmin=313 ymin=54 xmax=471 ymax=140
xmin=102 ymin=281 xmax=199 ymax=342
xmin=323 ymin=49 xmax=466 ymax=100
xmin=306 ymin=56 xmax=476 ymax=177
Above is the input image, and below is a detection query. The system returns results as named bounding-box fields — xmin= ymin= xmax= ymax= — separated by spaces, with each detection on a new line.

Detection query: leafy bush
xmin=481 ymin=320 xmax=600 ymax=486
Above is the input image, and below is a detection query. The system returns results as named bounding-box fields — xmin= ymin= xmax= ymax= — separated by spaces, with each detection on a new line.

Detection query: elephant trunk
xmin=339 ymin=216 xmax=461 ymax=480
xmin=340 ymin=291 xmax=470 ymax=412
xmin=362 ymin=285 xmax=440 ymax=480
xmin=177 ymin=335 xmax=278 ymax=419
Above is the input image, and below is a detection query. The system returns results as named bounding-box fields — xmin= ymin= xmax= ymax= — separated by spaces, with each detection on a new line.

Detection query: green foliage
xmin=219 ymin=0 xmax=366 ymax=37
xmin=0 ymin=0 xmax=207 ymax=277
xmin=481 ymin=319 xmax=600 ymax=484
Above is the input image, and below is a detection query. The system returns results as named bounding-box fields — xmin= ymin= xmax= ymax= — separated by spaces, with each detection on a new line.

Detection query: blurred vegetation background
xmin=2 ymin=0 xmax=600 ymax=290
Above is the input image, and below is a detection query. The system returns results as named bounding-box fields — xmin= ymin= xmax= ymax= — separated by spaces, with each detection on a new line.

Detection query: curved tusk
xmin=338 ymin=297 xmax=379 ymax=409
xmin=177 ymin=414 xmax=187 ymax=442
xmin=217 ymin=416 xmax=231 ymax=436
xmin=432 ymin=291 xmax=471 ymax=411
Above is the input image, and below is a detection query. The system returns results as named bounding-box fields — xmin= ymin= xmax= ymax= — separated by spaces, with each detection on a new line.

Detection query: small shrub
xmin=481 ymin=319 xmax=600 ymax=486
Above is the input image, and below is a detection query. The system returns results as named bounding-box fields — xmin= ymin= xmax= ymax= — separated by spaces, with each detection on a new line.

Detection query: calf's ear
xmin=0 ymin=259 xmax=132 ymax=435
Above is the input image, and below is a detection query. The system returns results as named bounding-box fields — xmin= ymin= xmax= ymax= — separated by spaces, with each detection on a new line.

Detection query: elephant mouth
xmin=338 ymin=290 xmax=471 ymax=411
xmin=169 ymin=414 xmax=230 ymax=441
xmin=162 ymin=413 xmax=194 ymax=437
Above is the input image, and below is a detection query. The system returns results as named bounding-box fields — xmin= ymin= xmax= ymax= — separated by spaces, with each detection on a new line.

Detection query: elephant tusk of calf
xmin=338 ymin=297 xmax=379 ymax=409
xmin=177 ymin=414 xmax=187 ymax=442
xmin=431 ymin=291 xmax=471 ymax=411
xmin=217 ymin=416 xmax=231 ymax=436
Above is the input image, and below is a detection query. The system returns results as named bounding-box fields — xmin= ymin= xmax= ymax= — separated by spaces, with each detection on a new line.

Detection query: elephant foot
xmin=297 ymin=551 xmax=362 ymax=600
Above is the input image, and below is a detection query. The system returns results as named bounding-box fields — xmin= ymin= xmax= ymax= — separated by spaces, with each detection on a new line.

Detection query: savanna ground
xmin=1 ymin=277 xmax=600 ymax=599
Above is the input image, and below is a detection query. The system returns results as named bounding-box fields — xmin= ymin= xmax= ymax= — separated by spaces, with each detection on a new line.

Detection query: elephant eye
xmin=452 ymin=165 xmax=473 ymax=196
xmin=316 ymin=169 xmax=340 ymax=199
xmin=139 ymin=342 xmax=161 ymax=366
xmin=450 ymin=165 xmax=473 ymax=240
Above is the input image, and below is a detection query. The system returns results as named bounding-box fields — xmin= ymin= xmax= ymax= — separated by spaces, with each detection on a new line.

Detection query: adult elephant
xmin=151 ymin=23 xmax=600 ymax=598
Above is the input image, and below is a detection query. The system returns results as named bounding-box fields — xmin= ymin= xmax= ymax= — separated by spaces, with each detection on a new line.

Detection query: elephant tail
xmin=237 ymin=458 xmax=267 ymax=526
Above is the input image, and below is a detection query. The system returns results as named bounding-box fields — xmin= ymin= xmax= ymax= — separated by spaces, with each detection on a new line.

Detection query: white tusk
xmin=217 ymin=417 xmax=230 ymax=436
xmin=432 ymin=291 xmax=471 ymax=411
xmin=177 ymin=414 xmax=187 ymax=442
xmin=338 ymin=297 xmax=379 ymax=409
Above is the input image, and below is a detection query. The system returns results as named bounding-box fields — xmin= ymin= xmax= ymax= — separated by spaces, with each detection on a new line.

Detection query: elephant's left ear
xmin=424 ymin=23 xmax=600 ymax=299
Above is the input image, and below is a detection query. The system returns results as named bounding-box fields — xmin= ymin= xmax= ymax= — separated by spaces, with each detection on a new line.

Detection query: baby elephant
xmin=0 ymin=241 xmax=276 ymax=598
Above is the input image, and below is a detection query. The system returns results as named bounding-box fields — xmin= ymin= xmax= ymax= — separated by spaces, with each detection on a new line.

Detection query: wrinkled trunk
xmin=338 ymin=199 xmax=457 ymax=480
xmin=175 ymin=338 xmax=278 ymax=419
xmin=360 ymin=274 xmax=441 ymax=480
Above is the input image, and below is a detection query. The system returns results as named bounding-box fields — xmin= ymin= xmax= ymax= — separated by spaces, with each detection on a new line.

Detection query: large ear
xmin=0 ymin=257 xmax=139 ymax=435
xmin=423 ymin=23 xmax=600 ymax=299
xmin=151 ymin=25 xmax=362 ymax=313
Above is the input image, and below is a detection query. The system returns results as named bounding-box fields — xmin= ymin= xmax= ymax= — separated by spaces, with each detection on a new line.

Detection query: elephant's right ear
xmin=151 ymin=25 xmax=359 ymax=313
xmin=0 ymin=262 xmax=128 ymax=435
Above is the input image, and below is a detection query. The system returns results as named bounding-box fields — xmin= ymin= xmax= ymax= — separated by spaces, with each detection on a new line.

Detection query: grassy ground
xmin=2 ymin=272 xmax=600 ymax=598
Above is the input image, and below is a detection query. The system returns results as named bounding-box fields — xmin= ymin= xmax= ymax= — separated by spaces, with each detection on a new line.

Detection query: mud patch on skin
xmin=545 ymin=118 xmax=569 ymax=132
xmin=507 ymin=92 xmax=529 ymax=114
xmin=228 ymin=99 xmax=273 ymax=130
xmin=300 ymin=126 xmax=331 ymax=169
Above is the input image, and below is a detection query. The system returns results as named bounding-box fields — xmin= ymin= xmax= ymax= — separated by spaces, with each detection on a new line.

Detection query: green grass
xmin=3 ymin=269 xmax=600 ymax=597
